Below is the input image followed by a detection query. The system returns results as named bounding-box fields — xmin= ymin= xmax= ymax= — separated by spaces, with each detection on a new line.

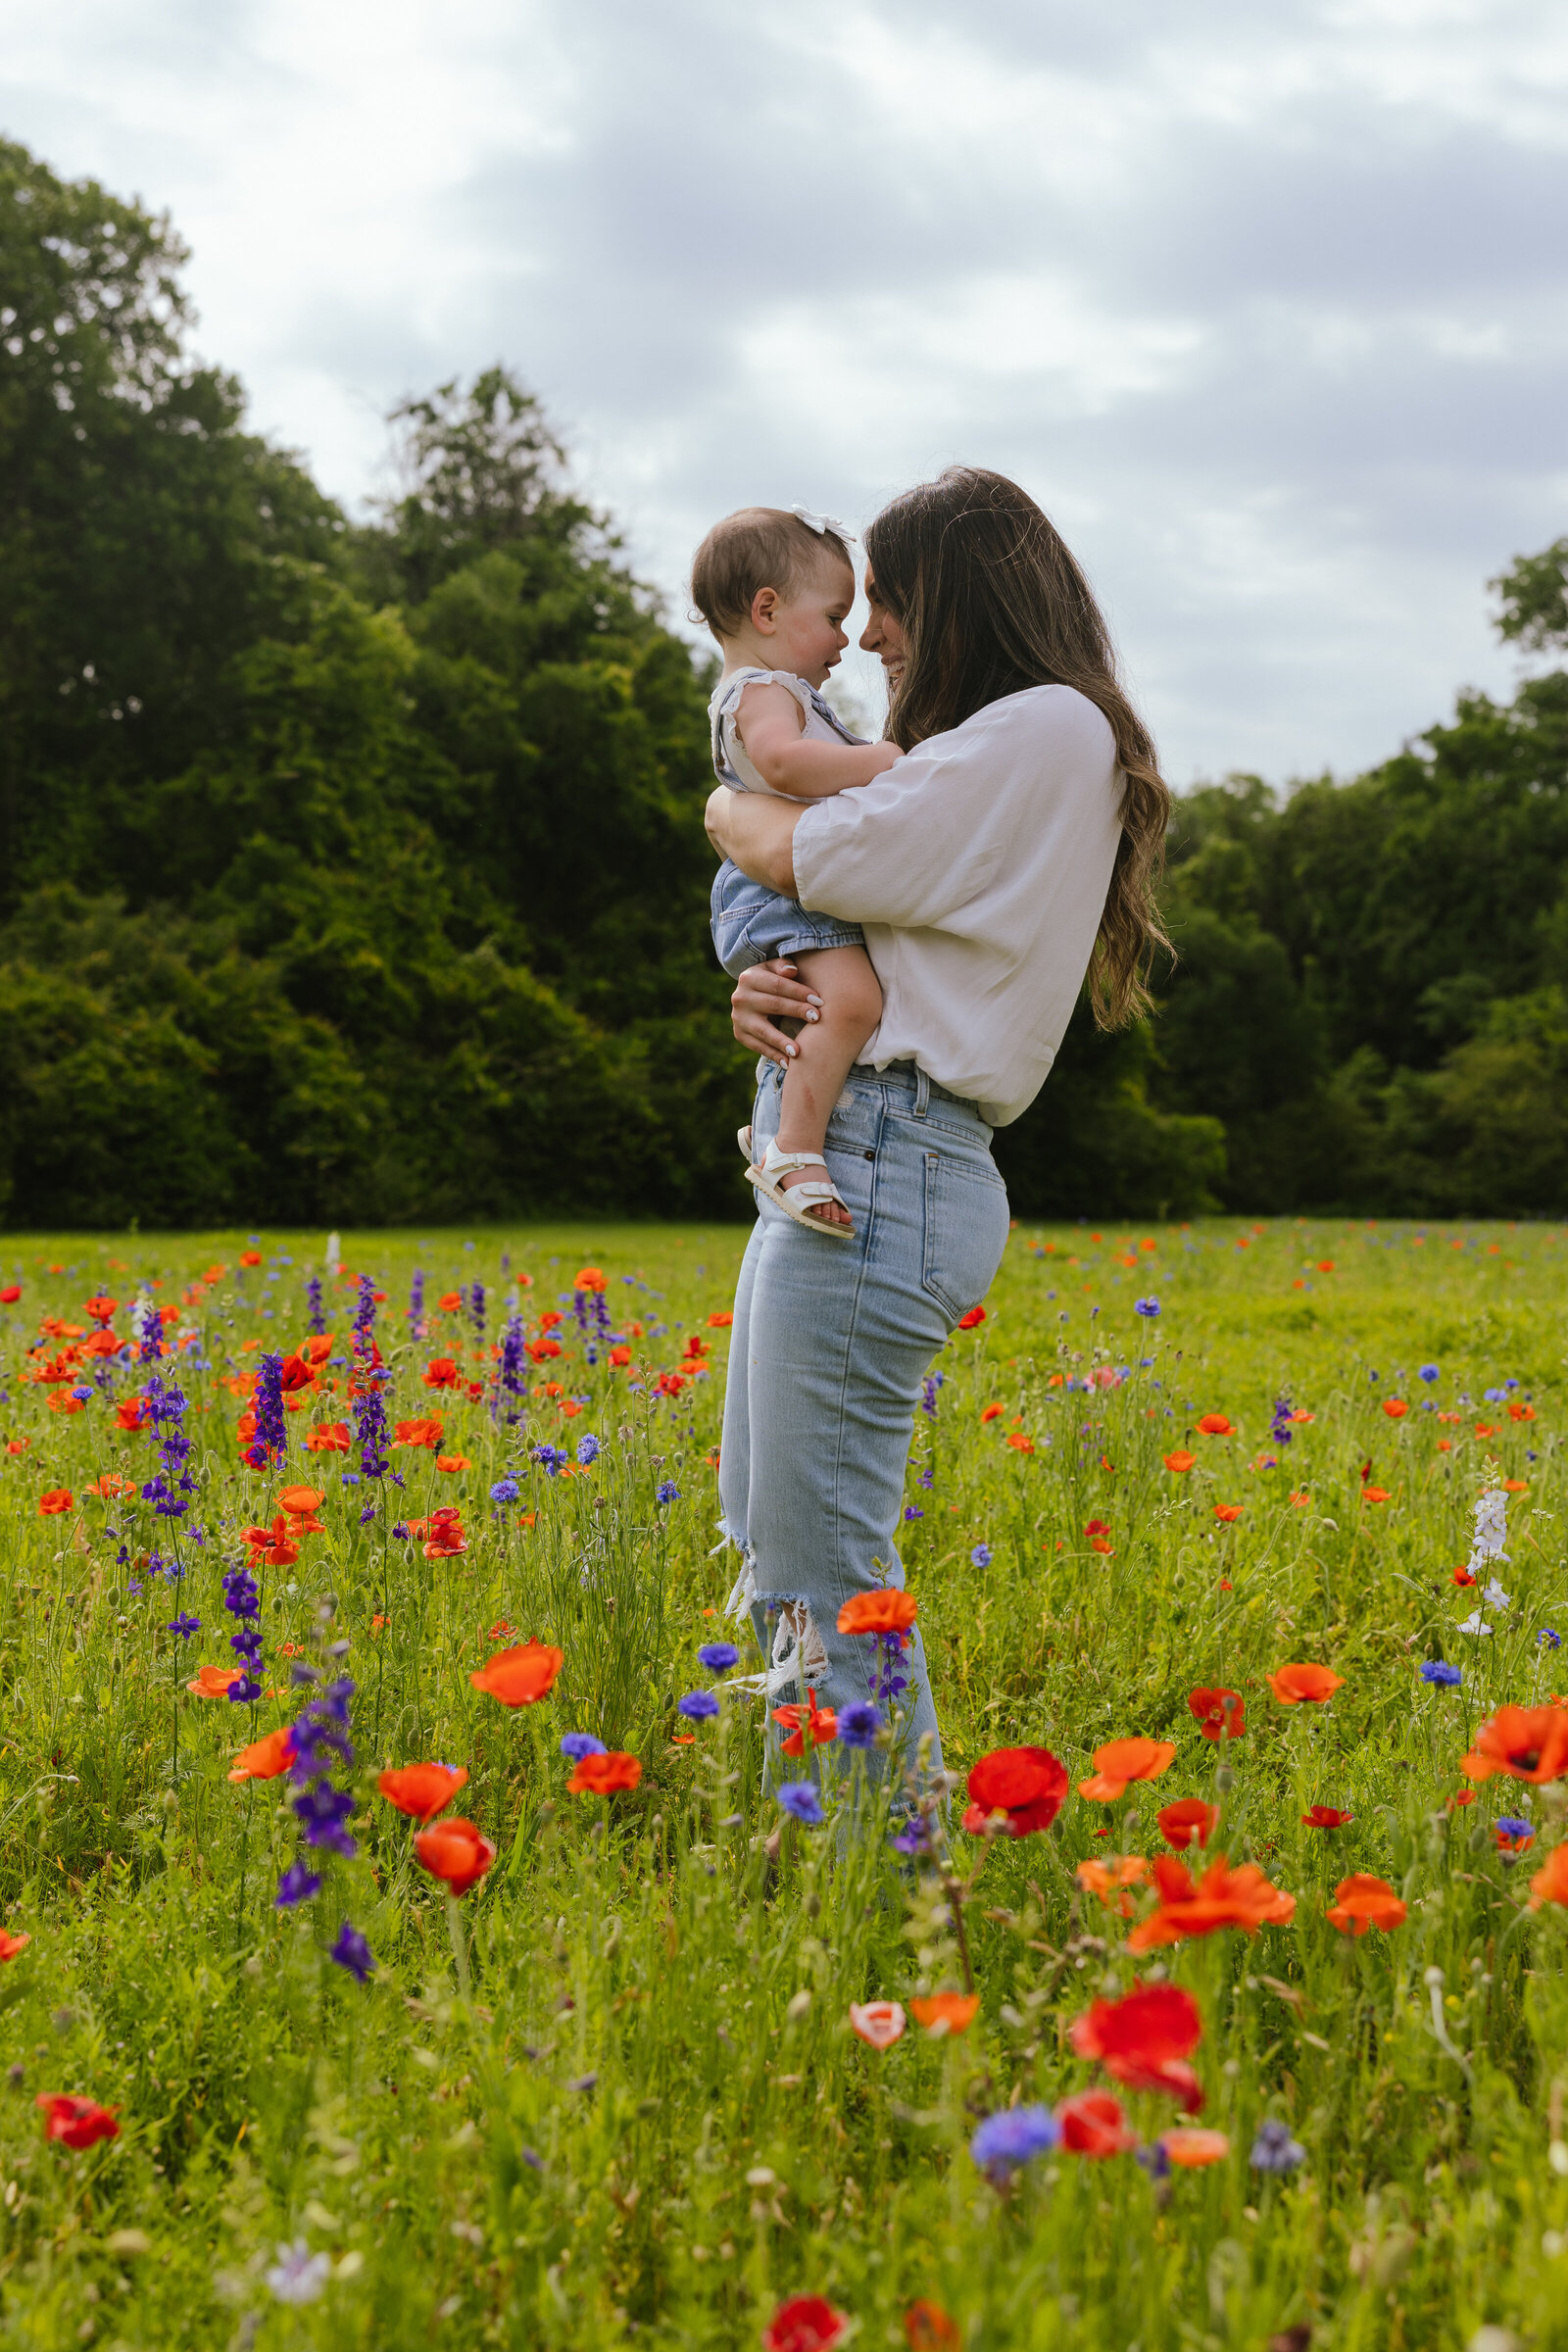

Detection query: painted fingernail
xmin=807 ymin=995 xmax=823 ymax=1005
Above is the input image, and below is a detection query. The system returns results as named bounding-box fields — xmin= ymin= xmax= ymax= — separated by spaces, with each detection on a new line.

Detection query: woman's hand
xmin=730 ymin=958 xmax=823 ymax=1064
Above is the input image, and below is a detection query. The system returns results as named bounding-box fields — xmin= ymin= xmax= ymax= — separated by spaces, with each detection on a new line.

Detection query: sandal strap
xmin=759 ymin=1138 xmax=828 ymax=1177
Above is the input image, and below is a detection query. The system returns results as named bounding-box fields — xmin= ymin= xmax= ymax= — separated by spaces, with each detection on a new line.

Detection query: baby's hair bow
xmin=791 ymin=504 xmax=858 ymax=544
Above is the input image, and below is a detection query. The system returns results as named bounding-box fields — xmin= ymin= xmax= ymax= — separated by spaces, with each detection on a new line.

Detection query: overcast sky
xmin=6 ymin=0 xmax=1566 ymax=781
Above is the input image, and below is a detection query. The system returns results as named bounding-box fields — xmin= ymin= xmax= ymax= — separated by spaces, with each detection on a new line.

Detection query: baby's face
xmin=768 ymin=556 xmax=857 ymax=687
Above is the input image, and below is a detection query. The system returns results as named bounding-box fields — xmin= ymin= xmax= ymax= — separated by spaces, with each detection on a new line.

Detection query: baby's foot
xmin=779 ymin=1164 xmax=852 ymax=1228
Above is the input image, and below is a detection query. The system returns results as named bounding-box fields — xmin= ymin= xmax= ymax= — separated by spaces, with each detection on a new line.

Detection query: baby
xmin=691 ymin=506 xmax=900 ymax=1236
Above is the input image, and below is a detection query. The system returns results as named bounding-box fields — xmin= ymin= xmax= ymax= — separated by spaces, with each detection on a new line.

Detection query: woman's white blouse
xmin=790 ymin=683 xmax=1122 ymax=1128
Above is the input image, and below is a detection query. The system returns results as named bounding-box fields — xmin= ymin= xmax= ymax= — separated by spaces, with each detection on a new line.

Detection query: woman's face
xmin=859 ymin=572 xmax=908 ymax=694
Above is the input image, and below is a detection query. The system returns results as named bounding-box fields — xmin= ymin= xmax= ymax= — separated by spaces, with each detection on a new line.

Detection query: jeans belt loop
xmin=912 ymin=1066 xmax=930 ymax=1119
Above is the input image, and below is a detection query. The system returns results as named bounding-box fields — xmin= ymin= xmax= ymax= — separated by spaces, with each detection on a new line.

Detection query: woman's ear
xmin=750 ymin=584 xmax=781 ymax=635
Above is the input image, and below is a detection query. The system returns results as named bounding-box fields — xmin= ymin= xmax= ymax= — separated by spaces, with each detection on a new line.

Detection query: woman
xmin=707 ymin=466 xmax=1170 ymax=1777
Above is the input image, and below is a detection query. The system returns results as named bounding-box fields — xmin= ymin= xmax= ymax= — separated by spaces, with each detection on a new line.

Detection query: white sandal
xmin=746 ymin=1138 xmax=855 ymax=1239
xmin=737 ymin=1124 xmax=755 ymax=1161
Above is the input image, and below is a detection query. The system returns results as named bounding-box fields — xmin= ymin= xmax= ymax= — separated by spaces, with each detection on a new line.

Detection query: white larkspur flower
xmin=1456 ymin=1611 xmax=1494 ymax=1638
xmin=1465 ymin=1488 xmax=1510 ymax=1574
xmin=1482 ymin=1580 xmax=1511 ymax=1611
xmin=266 ymin=2240 xmax=332 ymax=2305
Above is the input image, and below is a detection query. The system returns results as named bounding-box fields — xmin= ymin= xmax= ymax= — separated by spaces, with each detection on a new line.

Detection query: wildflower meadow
xmin=1 ymin=1216 xmax=1566 ymax=2352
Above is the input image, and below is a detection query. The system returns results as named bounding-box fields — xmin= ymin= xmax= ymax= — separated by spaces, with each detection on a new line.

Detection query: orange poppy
xmin=909 ymin=1992 xmax=980 ymax=2036
xmin=187 ymin=1664 xmax=243 ymax=1698
xmin=83 ymin=1295 xmax=118 ymax=1323
xmin=469 ymin=1642 xmax=564 ymax=1708
xmin=1070 ymin=1982 xmax=1202 ymax=2110
xmin=435 ymin=1454 xmax=471 ymax=1473
xmin=964 ymin=1745 xmax=1068 ymax=1837
xmin=6 ymin=1438 xmax=28 ymax=1454
xmin=1459 ymin=1705 xmax=1568 ymax=1785
xmin=1197 ymin=1414 xmax=1233 ymax=1437
xmin=0 ymin=1929 xmax=30 ymax=1962
xmin=377 ymin=1762 xmax=469 ymax=1821
xmin=1075 ymin=1855 xmax=1150 ymax=1915
xmin=48 ymin=1395 xmax=85 ymax=1416
xmin=83 ymin=1474 xmax=137 ymax=1499
xmin=1529 ymin=1844 xmax=1568 ymax=1909
xmin=1267 ymin=1663 xmax=1344 ymax=1705
xmin=227 ymin=1729 xmax=296 ymax=1782
xmin=773 ymin=1694 xmax=837 ymax=1756
xmin=1326 ymin=1873 xmax=1406 ymax=1936
xmin=1163 ymin=1450 xmax=1196 ymax=1474
xmin=566 ymin=1750 xmax=643 ymax=1795
xmin=413 ymin=1816 xmax=496 ymax=1897
xmin=1501 ymin=1478 xmax=1530 ymax=1494
xmin=848 ymin=2000 xmax=906 ymax=2050
xmin=1383 ymin=1398 xmax=1408 ymax=1419
xmin=837 ymin=1589 xmax=918 ymax=1637
xmin=1212 ymin=1504 xmax=1244 ymax=1523
xmin=980 ymin=1403 xmax=1004 ymax=1423
xmin=1056 ymin=2089 xmax=1136 ymax=2157
xmin=1161 ymin=2128 xmax=1229 ymax=2168
xmin=239 ymin=1250 xmax=263 ymax=1267
xmin=422 ymin=1358 xmax=462 ymax=1391
xmin=277 ymin=1485 xmax=324 ymax=1516
xmin=422 ymin=1509 xmax=466 ymax=1559
xmin=1302 ymin=1805 xmax=1354 ymax=1829
xmin=1188 ymin=1687 xmax=1245 ymax=1741
xmin=1157 ymin=1799 xmax=1218 ymax=1851
xmin=393 ymin=1417 xmax=444 ymax=1449
xmin=1361 ymin=1487 xmax=1391 ymax=1505
xmin=1078 ymin=1736 xmax=1176 ymax=1802
xmin=241 ymin=1514 xmax=299 ymax=1567
xmin=1127 ymin=1853 xmax=1295 ymax=1949
xmin=36 ymin=1489 xmax=74 ymax=1516
xmin=707 ymin=1310 xmax=733 ymax=1329
xmin=904 ymin=2303 xmax=960 ymax=2351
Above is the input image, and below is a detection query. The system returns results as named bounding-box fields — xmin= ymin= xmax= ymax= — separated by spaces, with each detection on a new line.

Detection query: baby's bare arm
xmin=735 ymin=681 xmax=901 ymax=800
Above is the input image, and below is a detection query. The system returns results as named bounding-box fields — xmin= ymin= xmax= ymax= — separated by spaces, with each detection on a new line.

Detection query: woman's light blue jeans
xmin=717 ymin=1058 xmax=1011 ymax=1779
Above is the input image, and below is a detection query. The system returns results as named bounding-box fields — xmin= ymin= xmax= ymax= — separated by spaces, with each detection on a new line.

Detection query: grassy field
xmin=0 ymin=1212 xmax=1565 ymax=2351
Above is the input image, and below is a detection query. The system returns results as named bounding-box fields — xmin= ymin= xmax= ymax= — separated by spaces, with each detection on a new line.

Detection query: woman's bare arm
xmin=705 ymin=786 xmax=805 ymax=896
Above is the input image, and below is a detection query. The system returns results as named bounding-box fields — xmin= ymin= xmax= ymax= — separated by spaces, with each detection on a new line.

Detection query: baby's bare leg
xmin=773 ymin=945 xmax=882 ymax=1229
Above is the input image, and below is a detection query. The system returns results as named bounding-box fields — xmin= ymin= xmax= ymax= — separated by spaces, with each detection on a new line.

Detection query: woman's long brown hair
xmin=863 ymin=466 xmax=1171 ymax=1029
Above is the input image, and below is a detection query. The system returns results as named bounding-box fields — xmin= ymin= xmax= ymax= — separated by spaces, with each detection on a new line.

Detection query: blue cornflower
xmin=1419 ymin=1363 xmax=1440 ymax=1382
xmin=71 ymin=1384 xmax=93 ymax=1403
xmin=1420 ymin=1660 xmax=1462 ymax=1687
xmin=530 ymin=1445 xmax=568 ymax=1478
xmin=1541 ymin=1628 xmax=1562 ymax=1650
xmin=838 ymin=1700 xmax=882 ymax=1749
xmin=166 ymin=1613 xmax=201 ymax=1641
xmin=698 ymin=1642 xmax=740 ymax=1674
xmin=561 ymin=1732 xmax=607 ymax=1760
xmin=576 ymin=1434 xmax=601 ymax=1466
xmin=677 ymin=1690 xmax=719 ymax=1721
xmin=777 ymin=1783 xmax=825 ymax=1827
xmin=1134 ymin=1298 xmax=1161 ymax=1318
xmin=1249 ymin=2119 xmax=1305 ymax=2175
xmin=970 ymin=1544 xmax=992 ymax=1568
xmin=328 ymin=1922 xmax=375 ymax=1983
xmin=489 ymin=1476 xmax=521 ymax=1504
xmin=890 ymin=1816 xmax=930 ymax=1856
xmin=904 ymin=1505 xmax=925 ymax=1522
xmin=1496 ymin=1816 xmax=1534 ymax=1845
xmin=970 ymin=2107 xmax=1060 ymax=2177
xmin=656 ymin=1481 xmax=680 ymax=1505
xmin=274 ymin=1862 xmax=320 ymax=1909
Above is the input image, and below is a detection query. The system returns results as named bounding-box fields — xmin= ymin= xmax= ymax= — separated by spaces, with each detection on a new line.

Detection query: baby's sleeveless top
xmin=708 ymin=666 xmax=861 ymax=801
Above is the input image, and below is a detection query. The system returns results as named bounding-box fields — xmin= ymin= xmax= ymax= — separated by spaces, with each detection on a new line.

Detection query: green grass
xmin=0 ymin=1213 xmax=1566 ymax=2350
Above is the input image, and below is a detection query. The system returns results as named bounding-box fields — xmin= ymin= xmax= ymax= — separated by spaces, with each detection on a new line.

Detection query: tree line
xmin=2 ymin=135 xmax=1566 ymax=1228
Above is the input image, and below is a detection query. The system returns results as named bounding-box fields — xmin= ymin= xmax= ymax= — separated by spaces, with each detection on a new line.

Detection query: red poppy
xmin=1075 ymin=1856 xmax=1151 ymax=1915
xmin=422 ymin=1507 xmax=466 ymax=1559
xmin=773 ymin=1692 xmax=838 ymax=1756
xmin=1213 ymin=1504 xmax=1244 ymax=1523
xmin=276 ymin=1353 xmax=315 ymax=1395
xmin=414 ymin=1817 xmax=496 ymax=1897
xmin=0 ymin=1285 xmax=20 ymax=1303
xmin=566 ymin=1751 xmax=643 ymax=1795
xmin=956 ymin=1306 xmax=987 ymax=1330
xmin=905 ymin=2303 xmax=960 ymax=2350
xmin=980 ymin=1402 xmax=1004 ymax=1423
xmin=1267 ymin=1663 xmax=1344 ymax=1705
xmin=963 ymin=1745 xmax=1068 ymax=1837
xmin=228 ymin=1730 xmax=297 ymax=1782
xmin=1301 ymin=1805 xmax=1354 ymax=1829
xmin=909 ymin=1992 xmax=980 ymax=2036
xmin=1163 ymin=1450 xmax=1196 ymax=1474
xmin=470 ymin=1642 xmax=564 ymax=1708
xmin=83 ymin=1295 xmax=118 ymax=1324
xmin=378 ymin=1762 xmax=469 ymax=1821
xmin=37 ymin=2094 xmax=120 ymax=2150
xmin=1085 ymin=1518 xmax=1114 ymax=1554
xmin=1078 ymin=1736 xmax=1176 ymax=1802
xmin=1460 ymin=1706 xmax=1568 ymax=1784
xmin=6 ymin=1438 xmax=28 ymax=1454
xmin=1452 ymin=1565 xmax=1476 ymax=1587
xmin=1128 ymin=1854 xmax=1296 ymax=1949
xmin=422 ymin=1357 xmax=462 ymax=1390
xmin=1326 ymin=1874 xmax=1406 ymax=1936
xmin=1070 ymin=1983 xmax=1202 ymax=2109
xmin=1188 ymin=1688 xmax=1246 ymax=1742
xmin=1197 ymin=1414 xmax=1233 ymax=1436
xmin=1056 ymin=2088 xmax=1137 ymax=2157
xmin=538 ymin=1310 xmax=563 ymax=1330
xmin=0 ymin=1929 xmax=30 ymax=1962
xmin=574 ymin=1266 xmax=609 ymax=1293
xmin=277 ymin=1485 xmax=324 ymax=1517
xmin=1508 ymin=1400 xmax=1536 ymax=1422
xmin=439 ymin=1291 xmax=464 ymax=1312
xmin=36 ymin=1489 xmax=74 ymax=1516
xmin=1529 ymin=1844 xmax=1568 ymax=1909
xmin=241 ymin=1513 xmax=299 ymax=1567
xmin=1157 ymin=1799 xmax=1218 ymax=1851
xmin=762 ymin=2297 xmax=849 ymax=2352
xmin=837 ymin=1589 xmax=918 ymax=1637
xmin=239 ymin=1250 xmax=263 ymax=1267
xmin=1361 ymin=1487 xmax=1391 ymax=1505
xmin=707 ymin=1310 xmax=734 ymax=1329
xmin=393 ymin=1416 xmax=444 ymax=1449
